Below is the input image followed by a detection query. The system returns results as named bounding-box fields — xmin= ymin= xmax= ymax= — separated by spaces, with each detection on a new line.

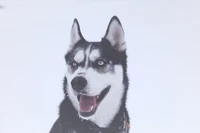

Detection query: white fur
xmin=89 ymin=49 xmax=101 ymax=62
xmin=105 ymin=19 xmax=126 ymax=52
xmin=84 ymin=45 xmax=92 ymax=67
xmin=89 ymin=65 xmax=124 ymax=127
xmin=74 ymin=50 xmax=84 ymax=63
xmin=66 ymin=62 xmax=124 ymax=127
xmin=66 ymin=44 xmax=124 ymax=127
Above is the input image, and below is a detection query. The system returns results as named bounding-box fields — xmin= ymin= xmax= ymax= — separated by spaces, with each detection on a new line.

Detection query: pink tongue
xmin=80 ymin=95 xmax=97 ymax=112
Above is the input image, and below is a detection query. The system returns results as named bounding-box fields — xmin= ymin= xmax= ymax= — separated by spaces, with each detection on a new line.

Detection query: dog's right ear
xmin=69 ymin=19 xmax=84 ymax=49
xmin=104 ymin=16 xmax=126 ymax=52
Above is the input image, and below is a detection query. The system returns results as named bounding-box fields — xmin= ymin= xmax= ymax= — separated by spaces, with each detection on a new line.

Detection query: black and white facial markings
xmin=64 ymin=16 xmax=127 ymax=127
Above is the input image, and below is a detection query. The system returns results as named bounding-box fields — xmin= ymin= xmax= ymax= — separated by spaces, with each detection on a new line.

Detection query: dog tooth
xmin=90 ymin=106 xmax=94 ymax=111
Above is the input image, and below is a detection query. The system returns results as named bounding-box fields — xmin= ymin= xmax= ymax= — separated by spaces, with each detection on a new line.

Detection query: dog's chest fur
xmin=57 ymin=95 xmax=129 ymax=133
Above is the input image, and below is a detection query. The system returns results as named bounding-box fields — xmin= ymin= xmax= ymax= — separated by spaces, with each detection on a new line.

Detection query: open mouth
xmin=77 ymin=86 xmax=110 ymax=117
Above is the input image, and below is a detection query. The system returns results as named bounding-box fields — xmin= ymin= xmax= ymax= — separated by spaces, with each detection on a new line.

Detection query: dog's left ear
xmin=69 ymin=18 xmax=84 ymax=50
xmin=104 ymin=16 xmax=126 ymax=52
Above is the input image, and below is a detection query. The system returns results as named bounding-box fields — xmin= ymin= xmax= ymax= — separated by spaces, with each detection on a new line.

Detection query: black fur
xmin=49 ymin=16 xmax=130 ymax=133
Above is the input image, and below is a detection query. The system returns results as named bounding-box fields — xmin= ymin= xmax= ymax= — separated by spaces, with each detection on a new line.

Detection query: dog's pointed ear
xmin=104 ymin=16 xmax=126 ymax=52
xmin=69 ymin=18 xmax=84 ymax=48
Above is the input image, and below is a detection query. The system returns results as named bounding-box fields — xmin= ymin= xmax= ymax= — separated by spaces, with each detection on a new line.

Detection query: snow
xmin=0 ymin=0 xmax=200 ymax=133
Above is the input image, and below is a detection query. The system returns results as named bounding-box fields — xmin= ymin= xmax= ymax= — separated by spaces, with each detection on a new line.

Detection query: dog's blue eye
xmin=97 ymin=61 xmax=105 ymax=66
xmin=72 ymin=61 xmax=78 ymax=67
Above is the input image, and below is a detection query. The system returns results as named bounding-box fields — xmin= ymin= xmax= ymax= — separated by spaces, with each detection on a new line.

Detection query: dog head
xmin=64 ymin=16 xmax=128 ymax=126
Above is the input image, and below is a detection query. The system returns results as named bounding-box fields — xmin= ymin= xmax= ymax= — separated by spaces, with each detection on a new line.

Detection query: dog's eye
xmin=71 ymin=61 xmax=78 ymax=68
xmin=97 ymin=60 xmax=105 ymax=66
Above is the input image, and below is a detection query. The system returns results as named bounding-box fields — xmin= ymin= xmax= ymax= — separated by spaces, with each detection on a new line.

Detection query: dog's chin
xmin=77 ymin=86 xmax=111 ymax=118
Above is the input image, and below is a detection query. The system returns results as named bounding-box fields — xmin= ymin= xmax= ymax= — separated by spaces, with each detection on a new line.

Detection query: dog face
xmin=64 ymin=16 xmax=127 ymax=127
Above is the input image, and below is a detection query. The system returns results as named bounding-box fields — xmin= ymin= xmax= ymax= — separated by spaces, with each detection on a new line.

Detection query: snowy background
xmin=0 ymin=0 xmax=200 ymax=133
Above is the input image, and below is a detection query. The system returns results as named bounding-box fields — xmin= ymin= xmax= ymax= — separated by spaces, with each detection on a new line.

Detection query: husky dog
xmin=49 ymin=16 xmax=130 ymax=133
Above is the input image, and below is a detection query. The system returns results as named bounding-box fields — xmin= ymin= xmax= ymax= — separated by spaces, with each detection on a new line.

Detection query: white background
xmin=0 ymin=0 xmax=200 ymax=133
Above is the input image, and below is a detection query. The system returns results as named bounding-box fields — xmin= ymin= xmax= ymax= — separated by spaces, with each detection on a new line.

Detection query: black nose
xmin=71 ymin=76 xmax=87 ymax=93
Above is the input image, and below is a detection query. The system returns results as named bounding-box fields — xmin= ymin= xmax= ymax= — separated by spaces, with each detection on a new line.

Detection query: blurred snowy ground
xmin=0 ymin=0 xmax=200 ymax=133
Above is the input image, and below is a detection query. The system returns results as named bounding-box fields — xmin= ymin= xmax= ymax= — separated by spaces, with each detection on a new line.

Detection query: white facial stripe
xmin=89 ymin=49 xmax=100 ymax=62
xmin=74 ymin=50 xmax=84 ymax=63
xmin=85 ymin=45 xmax=92 ymax=67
